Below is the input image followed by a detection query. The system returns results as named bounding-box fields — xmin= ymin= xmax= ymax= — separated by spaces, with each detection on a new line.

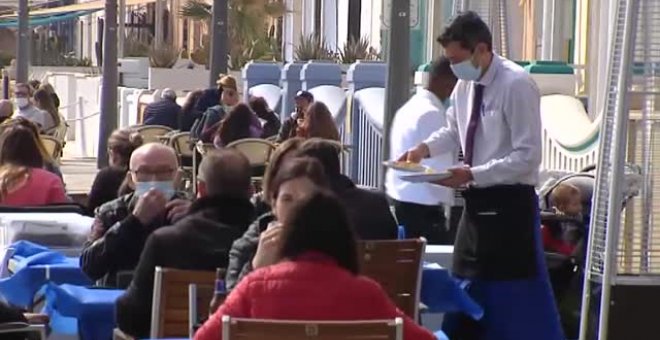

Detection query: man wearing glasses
xmin=80 ymin=143 xmax=191 ymax=287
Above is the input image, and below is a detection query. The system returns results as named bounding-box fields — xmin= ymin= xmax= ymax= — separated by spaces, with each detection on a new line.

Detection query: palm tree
xmin=180 ymin=0 xmax=286 ymax=69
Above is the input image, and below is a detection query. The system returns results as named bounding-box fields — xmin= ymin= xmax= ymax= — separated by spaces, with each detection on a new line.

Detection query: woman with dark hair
xmin=195 ymin=191 xmax=434 ymax=340
xmin=87 ymin=128 xmax=144 ymax=214
xmin=213 ymin=103 xmax=262 ymax=147
xmin=251 ymin=137 xmax=304 ymax=215
xmin=249 ymin=96 xmax=281 ymax=139
xmin=33 ymin=88 xmax=60 ymax=134
xmin=226 ymin=156 xmax=327 ymax=289
xmin=179 ymin=90 xmax=203 ymax=131
xmin=39 ymin=83 xmax=61 ymax=109
xmin=1 ymin=117 xmax=63 ymax=178
xmin=0 ymin=123 xmax=67 ymax=205
xmin=296 ymin=101 xmax=339 ymax=141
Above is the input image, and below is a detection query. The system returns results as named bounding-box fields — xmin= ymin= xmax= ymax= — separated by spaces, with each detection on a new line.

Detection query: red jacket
xmin=194 ymin=252 xmax=435 ymax=340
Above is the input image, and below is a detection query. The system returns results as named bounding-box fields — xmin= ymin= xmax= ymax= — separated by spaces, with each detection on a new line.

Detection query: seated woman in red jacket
xmin=195 ymin=191 xmax=435 ymax=340
xmin=0 ymin=122 xmax=67 ymax=206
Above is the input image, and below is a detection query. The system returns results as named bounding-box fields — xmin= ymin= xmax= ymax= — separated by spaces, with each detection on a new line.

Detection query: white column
xmin=283 ymin=0 xmax=295 ymax=62
xmin=302 ymin=0 xmax=316 ymax=37
xmin=360 ymin=0 xmax=373 ymax=43
xmin=155 ymin=0 xmax=164 ymax=48
xmin=322 ymin=0 xmax=338 ymax=51
xmin=541 ymin=0 xmax=556 ymax=60
xmin=337 ymin=0 xmax=349 ymax=49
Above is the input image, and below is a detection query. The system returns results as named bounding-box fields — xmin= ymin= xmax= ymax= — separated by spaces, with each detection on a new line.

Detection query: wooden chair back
xmin=221 ymin=316 xmax=403 ymax=340
xmin=188 ymin=283 xmax=215 ymax=338
xmin=357 ymin=238 xmax=426 ymax=320
xmin=169 ymin=131 xmax=193 ymax=158
xmin=135 ymin=125 xmax=173 ymax=144
xmin=150 ymin=267 xmax=216 ymax=338
xmin=226 ymin=138 xmax=276 ymax=167
xmin=39 ymin=135 xmax=63 ymax=163
xmin=196 ymin=141 xmax=216 ymax=157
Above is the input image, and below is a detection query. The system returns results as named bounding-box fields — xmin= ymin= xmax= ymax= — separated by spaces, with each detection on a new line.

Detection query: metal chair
xmin=150 ymin=267 xmax=216 ymax=338
xmin=0 ymin=322 xmax=47 ymax=340
xmin=135 ymin=125 xmax=174 ymax=144
xmin=221 ymin=316 xmax=403 ymax=340
xmin=357 ymin=238 xmax=426 ymax=321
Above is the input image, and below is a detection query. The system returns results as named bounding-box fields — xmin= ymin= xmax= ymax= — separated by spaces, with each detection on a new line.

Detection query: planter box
xmin=148 ymin=67 xmax=210 ymax=91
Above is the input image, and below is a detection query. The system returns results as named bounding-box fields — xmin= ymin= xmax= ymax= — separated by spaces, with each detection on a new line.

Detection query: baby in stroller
xmin=542 ymin=183 xmax=585 ymax=258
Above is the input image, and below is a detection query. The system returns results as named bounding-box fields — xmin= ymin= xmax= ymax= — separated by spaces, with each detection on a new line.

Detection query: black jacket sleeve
xmin=225 ymin=221 xmax=262 ymax=290
xmin=87 ymin=168 xmax=125 ymax=216
xmin=80 ymin=214 xmax=147 ymax=281
xmin=116 ymin=232 xmax=160 ymax=338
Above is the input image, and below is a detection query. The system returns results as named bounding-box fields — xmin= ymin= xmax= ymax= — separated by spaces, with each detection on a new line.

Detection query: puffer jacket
xmin=195 ymin=252 xmax=435 ymax=340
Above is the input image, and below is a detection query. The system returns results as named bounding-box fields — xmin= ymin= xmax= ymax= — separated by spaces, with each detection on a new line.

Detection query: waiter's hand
xmin=435 ymin=166 xmax=474 ymax=188
xmin=397 ymin=143 xmax=430 ymax=163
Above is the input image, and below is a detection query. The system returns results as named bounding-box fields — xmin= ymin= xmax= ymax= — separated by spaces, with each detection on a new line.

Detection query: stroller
xmin=537 ymin=164 xmax=642 ymax=338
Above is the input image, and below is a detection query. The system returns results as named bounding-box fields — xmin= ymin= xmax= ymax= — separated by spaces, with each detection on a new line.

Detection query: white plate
xmin=382 ymin=161 xmax=428 ymax=173
xmin=400 ymin=172 xmax=452 ymax=183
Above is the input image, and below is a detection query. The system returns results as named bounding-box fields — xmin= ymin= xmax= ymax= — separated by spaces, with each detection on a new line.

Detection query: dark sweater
xmin=87 ymin=166 xmax=127 ymax=215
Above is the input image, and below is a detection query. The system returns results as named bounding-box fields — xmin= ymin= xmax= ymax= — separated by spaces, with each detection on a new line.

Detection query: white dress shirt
xmin=386 ymin=88 xmax=455 ymax=206
xmin=423 ymin=54 xmax=542 ymax=187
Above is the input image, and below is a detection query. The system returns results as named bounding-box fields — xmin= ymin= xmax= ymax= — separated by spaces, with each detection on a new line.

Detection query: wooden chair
xmin=40 ymin=135 xmax=63 ymax=163
xmin=135 ymin=125 xmax=174 ymax=144
xmin=357 ymin=238 xmax=426 ymax=321
xmin=226 ymin=138 xmax=276 ymax=168
xmin=221 ymin=316 xmax=403 ymax=340
xmin=188 ymin=283 xmax=216 ymax=337
xmin=150 ymin=267 xmax=216 ymax=338
xmin=196 ymin=140 xmax=216 ymax=157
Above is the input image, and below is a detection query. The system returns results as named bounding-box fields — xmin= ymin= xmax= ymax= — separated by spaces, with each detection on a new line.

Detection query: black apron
xmin=452 ymin=184 xmax=538 ymax=280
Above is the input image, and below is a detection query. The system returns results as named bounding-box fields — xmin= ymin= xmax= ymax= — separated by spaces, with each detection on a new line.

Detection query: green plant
xmin=180 ymin=0 xmax=286 ymax=69
xmin=124 ymin=36 xmax=151 ymax=57
xmin=295 ymin=34 xmax=335 ymax=61
xmin=0 ymin=51 xmax=13 ymax=68
xmin=149 ymin=44 xmax=180 ymax=68
xmin=338 ymin=36 xmax=379 ymax=64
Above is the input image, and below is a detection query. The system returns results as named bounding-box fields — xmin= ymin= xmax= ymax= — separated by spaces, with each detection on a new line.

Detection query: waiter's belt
xmin=453 ymin=184 xmax=538 ymax=280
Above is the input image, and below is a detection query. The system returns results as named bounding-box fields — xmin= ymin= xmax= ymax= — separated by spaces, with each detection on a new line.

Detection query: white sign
xmin=382 ymin=0 xmax=420 ymax=29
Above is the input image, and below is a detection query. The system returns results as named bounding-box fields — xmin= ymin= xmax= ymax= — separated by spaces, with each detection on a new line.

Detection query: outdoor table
xmin=43 ymin=283 xmax=124 ymax=340
xmin=0 ymin=241 xmax=91 ymax=308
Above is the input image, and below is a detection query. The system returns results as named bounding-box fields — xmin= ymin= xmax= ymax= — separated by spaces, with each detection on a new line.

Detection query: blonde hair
xmin=551 ymin=183 xmax=581 ymax=210
xmin=0 ymin=164 xmax=30 ymax=201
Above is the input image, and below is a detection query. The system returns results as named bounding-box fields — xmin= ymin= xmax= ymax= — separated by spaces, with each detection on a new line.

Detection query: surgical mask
xmin=15 ymin=98 xmax=29 ymax=109
xmin=223 ymin=104 xmax=235 ymax=113
xmin=135 ymin=181 xmax=175 ymax=200
xmin=450 ymin=56 xmax=482 ymax=81
xmin=441 ymin=98 xmax=451 ymax=109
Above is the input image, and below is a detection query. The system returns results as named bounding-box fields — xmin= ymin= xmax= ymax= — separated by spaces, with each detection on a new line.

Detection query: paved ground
xmin=60 ymin=143 xmax=97 ymax=194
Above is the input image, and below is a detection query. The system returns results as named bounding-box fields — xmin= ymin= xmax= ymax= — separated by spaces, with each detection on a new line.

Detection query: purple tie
xmin=464 ymin=84 xmax=485 ymax=167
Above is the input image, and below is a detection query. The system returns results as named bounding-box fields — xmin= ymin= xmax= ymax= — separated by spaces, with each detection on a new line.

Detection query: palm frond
xmin=179 ymin=0 xmax=212 ymax=21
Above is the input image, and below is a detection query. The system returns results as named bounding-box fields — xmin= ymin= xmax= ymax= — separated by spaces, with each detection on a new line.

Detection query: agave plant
xmin=338 ymin=36 xmax=380 ymax=64
xmin=149 ymin=44 xmax=180 ymax=68
xmin=295 ymin=34 xmax=335 ymax=61
xmin=180 ymin=0 xmax=286 ymax=69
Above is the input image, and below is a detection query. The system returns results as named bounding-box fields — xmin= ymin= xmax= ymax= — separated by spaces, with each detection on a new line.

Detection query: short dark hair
xmin=280 ymin=191 xmax=359 ymax=274
xmin=198 ymin=148 xmax=252 ymax=198
xmin=298 ymin=138 xmax=341 ymax=178
xmin=429 ymin=56 xmax=457 ymax=83
xmin=437 ymin=11 xmax=492 ymax=51
xmin=270 ymin=157 xmax=329 ymax=200
xmin=295 ymin=90 xmax=314 ymax=102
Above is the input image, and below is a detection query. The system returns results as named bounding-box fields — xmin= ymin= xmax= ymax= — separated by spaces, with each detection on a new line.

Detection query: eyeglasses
xmin=130 ymin=168 xmax=176 ymax=181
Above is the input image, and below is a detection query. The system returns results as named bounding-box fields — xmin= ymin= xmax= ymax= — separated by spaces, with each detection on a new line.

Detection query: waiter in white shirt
xmin=400 ymin=12 xmax=563 ymax=340
xmin=386 ymin=57 xmax=457 ymax=244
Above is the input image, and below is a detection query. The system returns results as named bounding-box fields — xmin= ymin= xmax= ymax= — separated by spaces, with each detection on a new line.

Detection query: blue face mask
xmin=450 ymin=56 xmax=482 ymax=81
xmin=441 ymin=98 xmax=451 ymax=109
xmin=135 ymin=181 xmax=175 ymax=200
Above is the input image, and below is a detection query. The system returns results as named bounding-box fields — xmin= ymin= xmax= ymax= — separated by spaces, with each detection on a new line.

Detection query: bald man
xmin=0 ymin=100 xmax=13 ymax=124
xmin=80 ymin=143 xmax=191 ymax=287
xmin=116 ymin=149 xmax=255 ymax=338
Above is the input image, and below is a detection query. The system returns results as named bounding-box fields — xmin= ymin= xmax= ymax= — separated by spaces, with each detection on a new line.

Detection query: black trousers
xmin=391 ymin=199 xmax=450 ymax=245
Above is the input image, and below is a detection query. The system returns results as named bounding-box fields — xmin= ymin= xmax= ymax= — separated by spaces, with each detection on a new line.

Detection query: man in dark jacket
xmin=225 ymin=138 xmax=398 ymax=289
xmin=116 ymin=149 xmax=254 ymax=338
xmin=80 ymin=144 xmax=191 ymax=287
xmin=277 ymin=90 xmax=313 ymax=142
xmin=143 ymin=88 xmax=181 ymax=129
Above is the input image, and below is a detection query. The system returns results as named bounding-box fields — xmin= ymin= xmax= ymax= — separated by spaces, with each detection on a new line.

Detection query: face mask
xmin=15 ymin=98 xmax=29 ymax=109
xmin=135 ymin=181 xmax=175 ymax=200
xmin=450 ymin=55 xmax=482 ymax=81
xmin=441 ymin=98 xmax=451 ymax=109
